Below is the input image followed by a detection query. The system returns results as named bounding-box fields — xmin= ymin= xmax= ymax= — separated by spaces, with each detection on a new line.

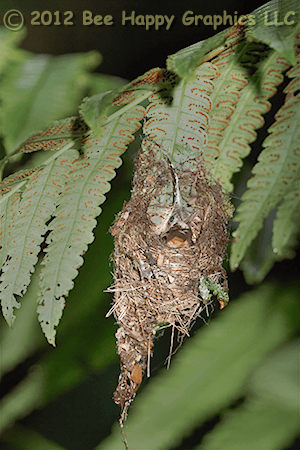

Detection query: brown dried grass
xmin=106 ymin=140 xmax=232 ymax=418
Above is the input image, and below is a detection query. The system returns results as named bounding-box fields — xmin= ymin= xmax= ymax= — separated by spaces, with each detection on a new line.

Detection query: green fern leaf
xmin=231 ymin=36 xmax=300 ymax=268
xmin=239 ymin=210 xmax=279 ymax=285
xmin=272 ymin=180 xmax=300 ymax=257
xmin=0 ymin=150 xmax=78 ymax=327
xmin=79 ymin=90 xmax=118 ymax=136
xmin=283 ymin=54 xmax=300 ymax=93
xmin=143 ymin=62 xmax=216 ymax=161
xmin=1 ymin=51 xmax=100 ymax=153
xmin=97 ymin=283 xmax=298 ymax=450
xmin=0 ymin=192 xmax=23 ymax=327
xmin=87 ymin=73 xmax=127 ymax=96
xmin=0 ymin=192 xmax=21 ymax=270
xmin=247 ymin=0 xmax=300 ymax=65
xmin=0 ymin=167 xmax=40 ymax=194
xmin=17 ymin=117 xmax=89 ymax=155
xmin=166 ymin=28 xmax=228 ymax=78
xmin=37 ymin=105 xmax=145 ymax=345
xmin=231 ymin=88 xmax=300 ymax=269
xmin=209 ymin=47 xmax=289 ymax=190
xmin=0 ymin=27 xmax=26 ymax=76
xmin=197 ymin=341 xmax=300 ymax=450
xmin=270 ymin=37 xmax=300 ymax=258
xmin=79 ymin=68 xmax=174 ymax=137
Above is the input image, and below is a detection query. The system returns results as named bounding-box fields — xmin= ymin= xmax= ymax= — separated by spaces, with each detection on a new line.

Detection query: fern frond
xmin=1 ymin=51 xmax=100 ymax=153
xmin=0 ymin=150 xmax=79 ymax=327
xmin=209 ymin=44 xmax=289 ymax=190
xmin=0 ymin=167 xmax=39 ymax=194
xmin=112 ymin=67 xmax=175 ymax=105
xmin=197 ymin=341 xmax=300 ymax=450
xmin=0 ymin=192 xmax=23 ymax=326
xmin=144 ymin=28 xmax=289 ymax=191
xmin=272 ymin=180 xmax=300 ymax=258
xmin=87 ymin=73 xmax=127 ymax=96
xmin=0 ymin=27 xmax=26 ymax=75
xmin=166 ymin=28 xmax=228 ymax=78
xmin=17 ymin=117 xmax=89 ymax=154
xmin=247 ymin=0 xmax=300 ymax=65
xmin=271 ymin=36 xmax=300 ymax=258
xmin=231 ymin=60 xmax=300 ymax=268
xmin=283 ymin=59 xmax=300 ymax=93
xmin=79 ymin=68 xmax=175 ymax=137
xmin=239 ymin=210 xmax=279 ymax=285
xmin=37 ymin=105 xmax=145 ymax=345
xmin=143 ymin=62 xmax=217 ymax=161
xmin=0 ymin=192 xmax=21 ymax=269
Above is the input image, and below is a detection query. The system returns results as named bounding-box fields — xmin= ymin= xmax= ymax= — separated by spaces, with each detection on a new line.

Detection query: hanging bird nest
xmin=106 ymin=139 xmax=233 ymax=418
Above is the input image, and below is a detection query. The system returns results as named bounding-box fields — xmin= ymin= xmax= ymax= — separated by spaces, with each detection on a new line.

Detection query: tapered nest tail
xmin=119 ymin=405 xmax=130 ymax=450
xmin=107 ymin=139 xmax=233 ymax=425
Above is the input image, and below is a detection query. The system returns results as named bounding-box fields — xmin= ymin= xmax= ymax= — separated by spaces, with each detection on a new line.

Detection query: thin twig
xmin=147 ymin=337 xmax=151 ymax=378
xmin=166 ymin=325 xmax=175 ymax=369
xmin=119 ymin=405 xmax=130 ymax=450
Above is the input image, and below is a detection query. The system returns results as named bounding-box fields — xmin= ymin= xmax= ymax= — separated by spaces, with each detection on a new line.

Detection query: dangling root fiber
xmin=106 ymin=139 xmax=233 ymax=432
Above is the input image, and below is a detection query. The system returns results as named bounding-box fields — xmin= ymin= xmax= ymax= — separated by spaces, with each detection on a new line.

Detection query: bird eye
xmin=169 ymin=215 xmax=175 ymax=223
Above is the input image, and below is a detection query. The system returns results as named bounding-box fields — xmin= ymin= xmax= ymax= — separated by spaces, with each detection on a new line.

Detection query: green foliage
xmin=272 ymin=180 xmax=300 ymax=256
xmin=79 ymin=68 xmax=169 ymax=136
xmin=1 ymin=2 xmax=299 ymax=342
xmin=209 ymin=48 xmax=289 ymax=191
xmin=1 ymin=44 xmax=100 ymax=153
xmin=0 ymin=268 xmax=45 ymax=377
xmin=0 ymin=364 xmax=44 ymax=431
xmin=37 ymin=107 xmax=143 ymax=344
xmin=1 ymin=424 xmax=68 ymax=450
xmin=231 ymin=49 xmax=300 ymax=269
xmin=247 ymin=0 xmax=300 ymax=64
xmin=196 ymin=340 xmax=300 ymax=450
xmin=143 ymin=62 xmax=215 ymax=160
xmin=0 ymin=2 xmax=300 ymax=449
xmin=0 ymin=27 xmax=26 ymax=75
xmin=97 ymin=284 xmax=300 ymax=449
xmin=166 ymin=28 xmax=228 ymax=77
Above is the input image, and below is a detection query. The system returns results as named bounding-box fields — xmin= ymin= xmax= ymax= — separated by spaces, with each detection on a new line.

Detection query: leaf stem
xmin=105 ymin=91 xmax=152 ymax=125
xmin=41 ymin=141 xmax=74 ymax=167
xmin=0 ymin=179 xmax=26 ymax=206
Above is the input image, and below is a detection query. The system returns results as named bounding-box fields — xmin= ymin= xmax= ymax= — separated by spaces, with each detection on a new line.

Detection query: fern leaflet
xmin=272 ymin=180 xmax=300 ymax=258
xmin=37 ymin=105 xmax=145 ymax=344
xmin=17 ymin=117 xmax=89 ymax=154
xmin=0 ymin=168 xmax=40 ymax=195
xmin=231 ymin=46 xmax=300 ymax=268
xmin=247 ymin=0 xmax=300 ymax=65
xmin=208 ymin=41 xmax=289 ymax=190
xmin=143 ymin=62 xmax=217 ymax=162
xmin=166 ymin=28 xmax=228 ymax=78
xmin=1 ymin=51 xmax=99 ymax=153
xmin=0 ymin=150 xmax=79 ymax=327
xmin=79 ymin=68 xmax=174 ymax=137
xmin=0 ymin=192 xmax=21 ymax=270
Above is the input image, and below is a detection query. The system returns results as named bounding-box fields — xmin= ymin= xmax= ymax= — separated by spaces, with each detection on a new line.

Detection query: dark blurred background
xmin=1 ymin=0 xmax=267 ymax=80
